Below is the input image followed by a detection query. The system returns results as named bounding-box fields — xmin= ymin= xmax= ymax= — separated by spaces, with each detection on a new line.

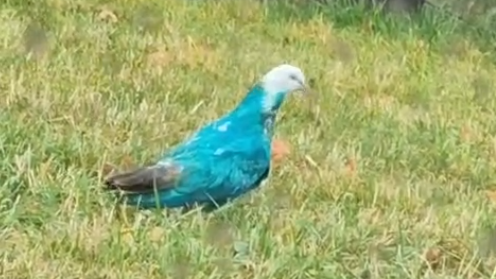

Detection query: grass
xmin=2 ymin=0 xmax=496 ymax=278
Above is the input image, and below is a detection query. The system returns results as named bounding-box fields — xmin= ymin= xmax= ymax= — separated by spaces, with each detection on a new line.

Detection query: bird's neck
xmin=234 ymin=84 xmax=286 ymax=115
xmin=225 ymin=84 xmax=284 ymax=138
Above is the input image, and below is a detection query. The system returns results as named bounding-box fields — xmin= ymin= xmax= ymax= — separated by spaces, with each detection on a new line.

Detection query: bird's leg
xmin=181 ymin=204 xmax=196 ymax=214
xmin=202 ymin=199 xmax=229 ymax=213
xmin=164 ymin=208 xmax=172 ymax=217
xmin=181 ymin=202 xmax=216 ymax=214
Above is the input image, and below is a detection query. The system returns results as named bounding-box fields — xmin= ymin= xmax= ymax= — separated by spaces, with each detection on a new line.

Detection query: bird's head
xmin=232 ymin=64 xmax=311 ymax=121
xmin=259 ymin=64 xmax=310 ymax=112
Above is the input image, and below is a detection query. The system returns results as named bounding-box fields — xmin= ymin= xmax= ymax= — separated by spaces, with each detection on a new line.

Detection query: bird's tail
xmin=104 ymin=164 xmax=180 ymax=193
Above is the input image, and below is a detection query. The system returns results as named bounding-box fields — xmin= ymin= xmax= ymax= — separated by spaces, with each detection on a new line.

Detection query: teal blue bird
xmin=104 ymin=64 xmax=310 ymax=211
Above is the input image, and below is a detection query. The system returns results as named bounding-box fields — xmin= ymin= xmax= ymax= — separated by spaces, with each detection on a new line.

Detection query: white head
xmin=260 ymin=64 xmax=309 ymax=111
xmin=261 ymin=64 xmax=307 ymax=95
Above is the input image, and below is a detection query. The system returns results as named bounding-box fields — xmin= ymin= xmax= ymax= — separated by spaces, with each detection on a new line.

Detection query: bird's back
xmin=166 ymin=87 xmax=273 ymax=158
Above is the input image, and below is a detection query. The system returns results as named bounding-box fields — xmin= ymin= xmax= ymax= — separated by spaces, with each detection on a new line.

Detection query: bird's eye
xmin=289 ymin=74 xmax=297 ymax=81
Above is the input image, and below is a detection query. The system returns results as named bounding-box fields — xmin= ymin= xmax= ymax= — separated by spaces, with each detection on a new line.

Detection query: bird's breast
xmin=262 ymin=112 xmax=276 ymax=137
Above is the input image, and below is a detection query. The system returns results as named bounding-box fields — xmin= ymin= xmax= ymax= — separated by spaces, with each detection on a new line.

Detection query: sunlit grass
xmin=2 ymin=0 xmax=496 ymax=278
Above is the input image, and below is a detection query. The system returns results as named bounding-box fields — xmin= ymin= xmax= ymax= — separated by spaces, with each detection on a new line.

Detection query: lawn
xmin=2 ymin=0 xmax=496 ymax=278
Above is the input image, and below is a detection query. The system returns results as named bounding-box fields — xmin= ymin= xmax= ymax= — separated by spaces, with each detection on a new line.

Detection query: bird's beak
xmin=297 ymin=83 xmax=319 ymax=112
xmin=302 ymin=84 xmax=313 ymax=95
xmin=299 ymin=83 xmax=315 ymax=97
xmin=300 ymin=84 xmax=320 ymax=118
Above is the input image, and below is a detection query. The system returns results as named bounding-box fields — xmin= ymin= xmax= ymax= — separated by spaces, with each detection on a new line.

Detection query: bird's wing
xmin=104 ymin=139 xmax=270 ymax=203
xmin=104 ymin=162 xmax=182 ymax=193
xmin=105 ymin=106 xmax=272 ymax=201
xmin=168 ymin=135 xmax=272 ymax=202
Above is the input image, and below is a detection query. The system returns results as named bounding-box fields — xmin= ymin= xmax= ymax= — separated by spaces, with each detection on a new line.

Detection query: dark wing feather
xmin=104 ymin=164 xmax=181 ymax=193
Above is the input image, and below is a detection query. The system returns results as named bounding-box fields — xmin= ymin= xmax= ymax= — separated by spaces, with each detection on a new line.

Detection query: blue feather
xmin=105 ymin=75 xmax=296 ymax=211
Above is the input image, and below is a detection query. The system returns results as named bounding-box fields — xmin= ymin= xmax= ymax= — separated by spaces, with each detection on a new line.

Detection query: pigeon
xmin=104 ymin=64 xmax=310 ymax=211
